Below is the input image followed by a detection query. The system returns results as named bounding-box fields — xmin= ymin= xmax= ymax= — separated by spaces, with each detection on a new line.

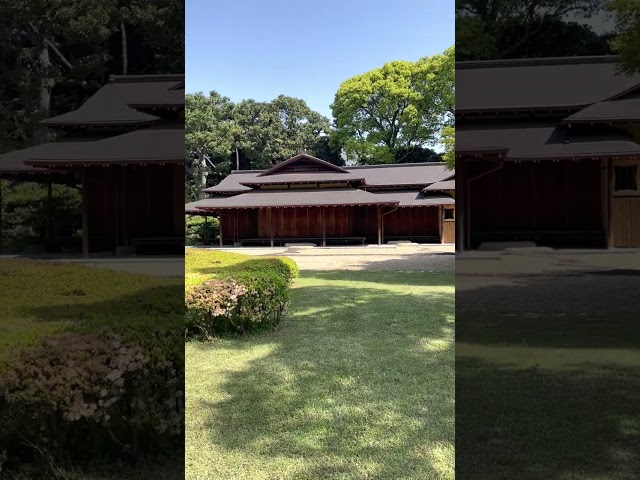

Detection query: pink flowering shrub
xmin=185 ymin=256 xmax=299 ymax=337
xmin=0 ymin=331 xmax=184 ymax=464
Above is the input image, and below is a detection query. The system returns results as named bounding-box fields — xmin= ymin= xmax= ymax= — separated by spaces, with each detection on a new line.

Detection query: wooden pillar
xmin=204 ymin=215 xmax=208 ymax=243
xmin=321 ymin=207 xmax=326 ymax=247
xmin=121 ymin=168 xmax=128 ymax=247
xmin=114 ymin=171 xmax=119 ymax=249
xmin=439 ymin=205 xmax=444 ymax=244
xmin=456 ymin=164 xmax=464 ymax=251
xmin=81 ymin=171 xmax=89 ymax=258
xmin=235 ymin=210 xmax=239 ymax=244
xmin=0 ymin=179 xmax=3 ymax=253
xmin=377 ymin=205 xmax=382 ymax=245
xmin=605 ymin=159 xmax=613 ymax=248
xmin=269 ymin=209 xmax=274 ymax=247
xmin=46 ymin=180 xmax=53 ymax=245
xmin=381 ymin=208 xmax=385 ymax=245
xmin=219 ymin=213 xmax=223 ymax=247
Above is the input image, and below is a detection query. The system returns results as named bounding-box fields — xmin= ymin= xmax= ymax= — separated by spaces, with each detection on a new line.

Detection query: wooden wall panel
xmin=469 ymin=160 xmax=601 ymax=233
xmin=612 ymin=197 xmax=640 ymax=247
xmin=442 ymin=221 xmax=455 ymax=243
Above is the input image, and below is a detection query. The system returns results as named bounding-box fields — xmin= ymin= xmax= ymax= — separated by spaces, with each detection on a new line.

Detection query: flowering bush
xmin=185 ymin=252 xmax=299 ymax=337
xmin=0 ymin=331 xmax=184 ymax=465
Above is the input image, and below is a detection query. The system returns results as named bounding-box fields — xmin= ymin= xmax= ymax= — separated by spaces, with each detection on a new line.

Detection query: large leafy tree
xmin=331 ymin=47 xmax=454 ymax=165
xmin=185 ymin=91 xmax=236 ymax=199
xmin=456 ymin=0 xmax=606 ymax=60
xmin=607 ymin=0 xmax=640 ymax=74
xmin=234 ymin=95 xmax=331 ymax=169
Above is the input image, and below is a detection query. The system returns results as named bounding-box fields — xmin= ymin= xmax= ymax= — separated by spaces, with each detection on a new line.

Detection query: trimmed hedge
xmin=185 ymin=250 xmax=299 ymax=337
xmin=0 ymin=260 xmax=184 ymax=475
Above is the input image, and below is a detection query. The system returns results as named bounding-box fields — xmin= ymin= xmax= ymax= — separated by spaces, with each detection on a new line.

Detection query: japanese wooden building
xmin=187 ymin=153 xmax=455 ymax=246
xmin=0 ymin=74 xmax=185 ymax=256
xmin=457 ymin=56 xmax=640 ymax=250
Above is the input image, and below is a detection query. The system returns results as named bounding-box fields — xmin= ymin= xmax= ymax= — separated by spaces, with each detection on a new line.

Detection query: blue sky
xmin=186 ymin=0 xmax=454 ymax=119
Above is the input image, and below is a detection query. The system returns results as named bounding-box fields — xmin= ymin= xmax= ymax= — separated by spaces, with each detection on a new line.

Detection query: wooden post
xmin=377 ymin=205 xmax=382 ymax=245
xmin=381 ymin=208 xmax=385 ymax=245
xmin=122 ymin=168 xmax=127 ymax=248
xmin=321 ymin=208 xmax=326 ymax=247
xmin=269 ymin=209 xmax=274 ymax=247
xmin=81 ymin=171 xmax=89 ymax=258
xmin=46 ymin=180 xmax=53 ymax=245
xmin=608 ymin=161 xmax=614 ymax=248
xmin=439 ymin=205 xmax=444 ymax=244
xmin=219 ymin=213 xmax=223 ymax=247
xmin=114 ymin=171 xmax=119 ymax=250
xmin=204 ymin=215 xmax=208 ymax=243
xmin=0 ymin=179 xmax=3 ymax=253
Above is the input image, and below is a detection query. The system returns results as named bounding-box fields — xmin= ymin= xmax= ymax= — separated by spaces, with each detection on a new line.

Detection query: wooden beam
xmin=219 ymin=213 xmax=223 ymax=247
xmin=0 ymin=179 xmax=3 ymax=253
xmin=377 ymin=205 xmax=382 ymax=245
xmin=269 ymin=209 xmax=274 ymax=247
xmin=321 ymin=208 xmax=326 ymax=247
xmin=81 ymin=171 xmax=89 ymax=258
xmin=608 ymin=160 xmax=614 ymax=248
xmin=439 ymin=205 xmax=443 ymax=244
xmin=46 ymin=180 xmax=53 ymax=244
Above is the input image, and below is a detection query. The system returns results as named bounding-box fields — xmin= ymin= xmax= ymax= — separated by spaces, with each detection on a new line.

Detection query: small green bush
xmin=185 ymin=215 xmax=218 ymax=245
xmin=185 ymin=251 xmax=299 ymax=337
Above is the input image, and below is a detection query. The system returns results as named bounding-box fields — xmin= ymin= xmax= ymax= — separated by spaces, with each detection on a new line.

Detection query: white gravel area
xmin=212 ymin=244 xmax=455 ymax=272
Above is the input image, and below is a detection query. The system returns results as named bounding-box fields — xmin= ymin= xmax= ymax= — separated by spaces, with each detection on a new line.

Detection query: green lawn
xmin=186 ymin=270 xmax=454 ymax=480
xmin=456 ymin=310 xmax=640 ymax=479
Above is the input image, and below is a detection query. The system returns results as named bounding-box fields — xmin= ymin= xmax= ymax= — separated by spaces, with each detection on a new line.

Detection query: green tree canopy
xmin=331 ymin=47 xmax=454 ymax=165
xmin=607 ymin=0 xmax=640 ymax=74
xmin=185 ymin=91 xmax=236 ymax=199
xmin=456 ymin=0 xmax=606 ymax=60
xmin=234 ymin=95 xmax=331 ymax=169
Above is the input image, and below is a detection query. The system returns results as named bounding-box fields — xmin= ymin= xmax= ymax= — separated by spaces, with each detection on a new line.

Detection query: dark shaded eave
xmin=193 ymin=188 xmax=400 ymax=210
xmin=564 ymin=98 xmax=640 ymax=124
xmin=24 ymin=127 xmax=185 ymax=167
xmin=456 ymin=123 xmax=640 ymax=161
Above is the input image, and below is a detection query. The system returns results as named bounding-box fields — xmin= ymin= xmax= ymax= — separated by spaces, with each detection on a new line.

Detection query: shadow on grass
xmin=190 ymin=273 xmax=454 ymax=479
xmin=456 ymin=357 xmax=640 ymax=480
xmin=456 ymin=270 xmax=640 ymax=479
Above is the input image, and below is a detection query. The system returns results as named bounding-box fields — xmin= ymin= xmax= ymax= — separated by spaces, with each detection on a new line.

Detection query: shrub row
xmin=0 ymin=260 xmax=184 ymax=475
xmin=185 ymin=251 xmax=299 ymax=337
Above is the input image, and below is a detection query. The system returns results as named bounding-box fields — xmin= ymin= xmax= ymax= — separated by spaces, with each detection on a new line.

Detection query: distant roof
xmin=348 ymin=162 xmax=454 ymax=187
xmin=456 ymin=56 xmax=640 ymax=113
xmin=258 ymin=153 xmax=349 ymax=176
xmin=565 ymin=98 xmax=640 ymax=124
xmin=0 ymin=139 xmax=97 ymax=174
xmin=370 ymin=191 xmax=455 ymax=207
xmin=456 ymin=122 xmax=640 ymax=160
xmin=239 ymin=172 xmax=364 ymax=186
xmin=24 ymin=126 xmax=184 ymax=166
xmin=204 ymin=162 xmax=455 ymax=193
xmin=423 ymin=180 xmax=455 ymax=191
xmin=41 ymin=74 xmax=184 ymax=127
xmin=193 ymin=188 xmax=399 ymax=210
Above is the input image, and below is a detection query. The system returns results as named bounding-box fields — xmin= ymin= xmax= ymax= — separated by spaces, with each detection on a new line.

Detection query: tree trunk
xmin=121 ymin=19 xmax=128 ymax=75
xmin=198 ymin=152 xmax=207 ymax=199
xmin=34 ymin=38 xmax=54 ymax=145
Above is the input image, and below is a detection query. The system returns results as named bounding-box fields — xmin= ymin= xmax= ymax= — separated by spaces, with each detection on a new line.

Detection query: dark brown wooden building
xmin=0 ymin=74 xmax=185 ymax=256
xmin=457 ymin=56 xmax=640 ymax=250
xmin=187 ymin=153 xmax=455 ymax=246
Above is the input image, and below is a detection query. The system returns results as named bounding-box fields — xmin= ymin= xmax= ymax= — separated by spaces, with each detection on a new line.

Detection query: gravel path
xmin=215 ymin=245 xmax=455 ymax=272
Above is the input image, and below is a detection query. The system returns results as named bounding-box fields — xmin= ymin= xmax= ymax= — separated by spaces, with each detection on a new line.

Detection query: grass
xmin=0 ymin=259 xmax=183 ymax=369
xmin=0 ymin=258 xmax=184 ymax=477
xmin=457 ymin=305 xmax=640 ymax=478
xmin=185 ymin=269 xmax=454 ymax=480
